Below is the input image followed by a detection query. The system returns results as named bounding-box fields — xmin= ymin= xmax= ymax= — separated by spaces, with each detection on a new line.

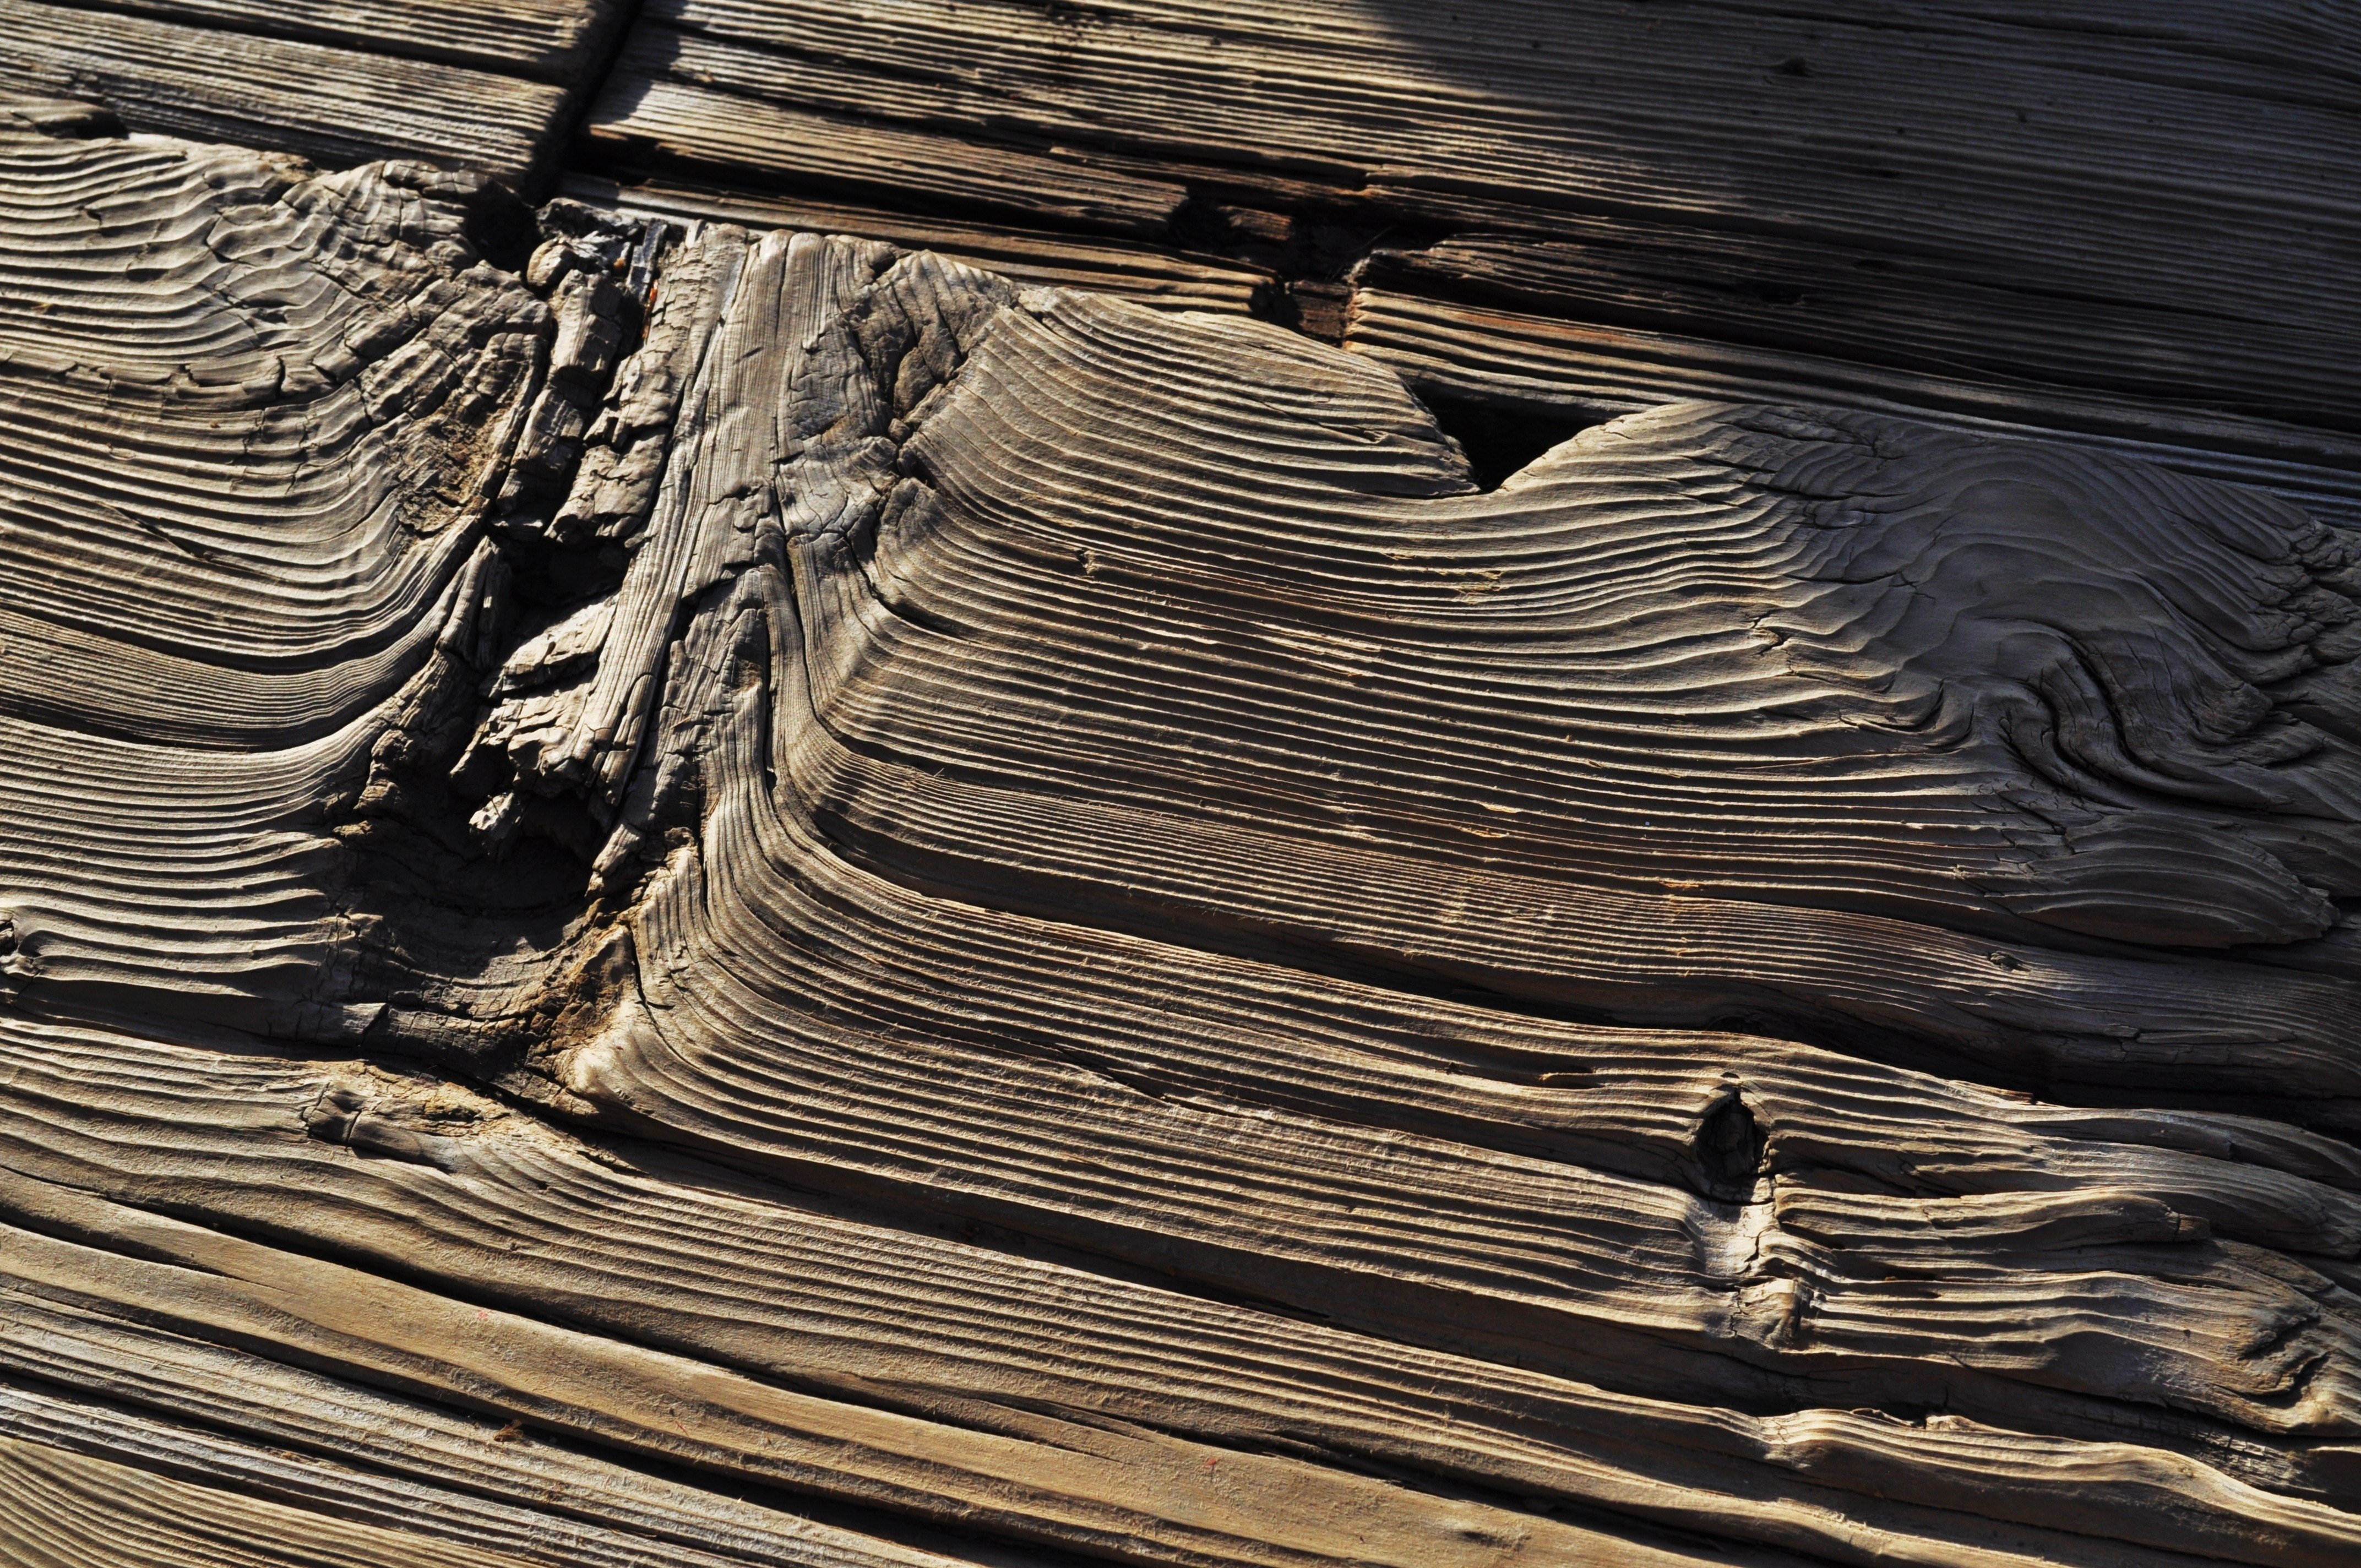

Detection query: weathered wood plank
xmin=0 ymin=0 xmax=574 ymax=186
xmin=583 ymin=0 xmax=2361 ymax=431
xmin=4 ymin=1006 xmax=2357 ymax=1565
xmin=1353 ymin=226 xmax=2361 ymax=437
xmin=45 ymin=0 xmax=628 ymax=83
xmin=695 ymin=271 xmax=2361 ymax=1088
xmin=587 ymin=50 xmax=1186 ymax=237
xmin=3 ymin=109 xmax=2359 ymax=1568
xmin=561 ymin=172 xmax=1270 ymax=315
xmin=0 ymin=1321 xmax=999 ymax=1568
xmin=0 ymin=1170 xmax=1776 ymax=1568
xmin=422 ymin=232 xmax=2361 ymax=1538
xmin=1341 ymin=286 xmax=2361 ymax=532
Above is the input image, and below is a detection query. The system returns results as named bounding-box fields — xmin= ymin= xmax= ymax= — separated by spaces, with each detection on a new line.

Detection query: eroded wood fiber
xmin=1 ymin=89 xmax=2358 ymax=1568
xmin=0 ymin=0 xmax=616 ymax=188
xmin=580 ymin=0 xmax=2361 ymax=433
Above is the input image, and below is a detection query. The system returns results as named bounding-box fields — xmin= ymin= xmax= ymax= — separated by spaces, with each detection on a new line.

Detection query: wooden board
xmin=1354 ymin=225 xmax=2361 ymax=437
xmin=1340 ymin=286 xmax=2361 ymax=531
xmin=580 ymin=0 xmax=2361 ymax=429
xmin=2 ymin=103 xmax=2358 ymax=1567
xmin=0 ymin=0 xmax=586 ymax=188
xmin=29 ymin=0 xmax=628 ymax=82
xmin=5 ymin=9 xmax=2361 ymax=1565
xmin=562 ymin=171 xmax=1271 ymax=315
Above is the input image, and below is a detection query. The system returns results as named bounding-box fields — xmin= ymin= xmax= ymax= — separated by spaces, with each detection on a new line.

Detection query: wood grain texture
xmin=581 ymin=0 xmax=2361 ymax=431
xmin=0 ymin=1435 xmax=573 ymax=1568
xmin=4 ymin=1008 xmax=2358 ymax=1565
xmin=3 ymin=104 xmax=2360 ymax=1568
xmin=561 ymin=172 xmax=1271 ymax=316
xmin=504 ymin=230 xmax=2357 ymax=1549
xmin=717 ymin=271 xmax=2361 ymax=1069
xmin=35 ymin=0 xmax=629 ymax=83
xmin=1352 ymin=219 xmax=2361 ymax=436
xmin=589 ymin=53 xmax=1188 ymax=237
xmin=0 ymin=1288 xmax=1008 ymax=1568
xmin=1 ymin=1169 xmax=1786 ymax=1568
xmin=0 ymin=122 xmax=551 ymax=1036
xmin=0 ymin=2 xmax=575 ymax=186
xmin=1341 ymin=286 xmax=2361 ymax=535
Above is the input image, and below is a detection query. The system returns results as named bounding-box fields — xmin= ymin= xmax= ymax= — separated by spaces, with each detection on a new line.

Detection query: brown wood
xmin=582 ymin=0 xmax=2361 ymax=422
xmin=0 ymin=0 xmax=616 ymax=188
xmin=37 ymin=0 xmax=629 ymax=82
xmin=0 ymin=5 xmax=2357 ymax=1563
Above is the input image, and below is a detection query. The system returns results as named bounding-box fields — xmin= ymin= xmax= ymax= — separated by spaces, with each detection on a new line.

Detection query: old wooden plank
xmin=562 ymin=172 xmax=1269 ymax=315
xmin=1354 ymin=225 xmax=2361 ymax=436
xmin=586 ymin=51 xmax=1186 ymax=237
xmin=3 ymin=1008 xmax=2354 ymax=1565
xmin=29 ymin=0 xmax=628 ymax=84
xmin=0 ymin=1170 xmax=1772 ymax=1568
xmin=706 ymin=271 xmax=2361 ymax=1092
xmin=1340 ymin=286 xmax=2361 ymax=532
xmin=5 ymin=108 xmax=2360 ymax=1568
xmin=583 ymin=0 xmax=2361 ymax=431
xmin=0 ymin=0 xmax=574 ymax=186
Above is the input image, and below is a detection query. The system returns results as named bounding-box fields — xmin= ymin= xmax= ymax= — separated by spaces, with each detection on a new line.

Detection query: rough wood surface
xmin=2 ymin=17 xmax=2359 ymax=1567
xmin=560 ymin=172 xmax=1272 ymax=317
xmin=1352 ymin=221 xmax=2361 ymax=437
xmin=581 ymin=0 xmax=2361 ymax=426
xmin=1340 ymin=286 xmax=2361 ymax=513
xmin=34 ymin=0 xmax=629 ymax=82
xmin=0 ymin=1 xmax=590 ymax=187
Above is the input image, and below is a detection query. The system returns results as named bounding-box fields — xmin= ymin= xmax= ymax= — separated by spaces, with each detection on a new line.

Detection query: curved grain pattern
xmin=1337 ymin=284 xmax=2361 ymax=536
xmin=541 ymin=564 xmax=2361 ymax=1469
xmin=748 ymin=268 xmax=2361 ymax=1086
xmin=2 ymin=110 xmax=2359 ymax=1568
xmin=0 ymin=124 xmax=548 ymax=1038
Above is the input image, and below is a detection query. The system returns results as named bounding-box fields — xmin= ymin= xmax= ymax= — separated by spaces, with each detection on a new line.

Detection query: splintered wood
xmin=1 ymin=84 xmax=2359 ymax=1568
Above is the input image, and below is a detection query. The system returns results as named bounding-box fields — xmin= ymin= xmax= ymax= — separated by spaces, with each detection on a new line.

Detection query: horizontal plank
xmin=0 ymin=0 xmax=573 ymax=185
xmin=29 ymin=0 xmax=627 ymax=83
xmin=0 ymin=1377 xmax=987 ymax=1568
xmin=1341 ymin=286 xmax=2361 ymax=532
xmin=1354 ymin=224 xmax=2361 ymax=435
xmin=589 ymin=0 xmax=2361 ymax=431
xmin=585 ymin=55 xmax=1185 ymax=237
xmin=5 ymin=1007 xmax=2357 ymax=1563
xmin=0 ymin=1168 xmax=1768 ymax=1568
xmin=562 ymin=171 xmax=1269 ymax=314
